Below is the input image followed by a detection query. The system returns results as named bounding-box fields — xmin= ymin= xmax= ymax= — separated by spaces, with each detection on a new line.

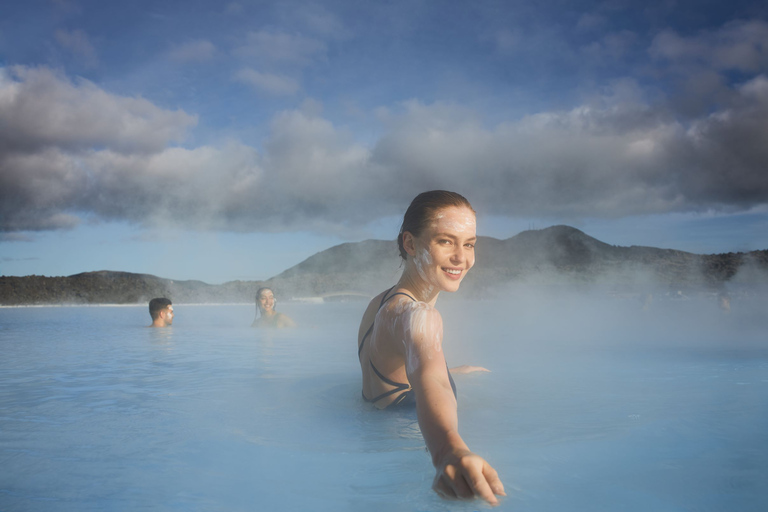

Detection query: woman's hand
xmin=432 ymin=448 xmax=505 ymax=505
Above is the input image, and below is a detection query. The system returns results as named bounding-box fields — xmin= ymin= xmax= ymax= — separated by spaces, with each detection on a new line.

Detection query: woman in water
xmin=357 ymin=190 xmax=505 ymax=505
xmin=252 ymin=287 xmax=295 ymax=328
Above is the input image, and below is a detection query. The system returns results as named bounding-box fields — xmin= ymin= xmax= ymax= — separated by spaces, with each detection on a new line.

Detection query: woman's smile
xmin=442 ymin=267 xmax=463 ymax=279
xmin=415 ymin=205 xmax=476 ymax=293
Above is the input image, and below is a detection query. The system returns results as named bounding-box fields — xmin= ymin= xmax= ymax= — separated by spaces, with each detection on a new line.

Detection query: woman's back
xmin=357 ymin=289 xmax=415 ymax=409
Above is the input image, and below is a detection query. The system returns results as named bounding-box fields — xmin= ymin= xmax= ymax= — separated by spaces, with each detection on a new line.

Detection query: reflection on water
xmin=0 ymin=295 xmax=767 ymax=512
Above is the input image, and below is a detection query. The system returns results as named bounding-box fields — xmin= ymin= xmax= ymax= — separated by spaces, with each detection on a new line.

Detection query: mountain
xmin=2 ymin=226 xmax=767 ymax=305
xmin=269 ymin=225 xmax=768 ymax=299
xmin=0 ymin=271 xmax=263 ymax=306
xmin=265 ymin=239 xmax=402 ymax=299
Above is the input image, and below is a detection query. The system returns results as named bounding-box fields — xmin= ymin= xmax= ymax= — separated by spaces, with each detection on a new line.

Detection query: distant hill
xmin=0 ymin=271 xmax=264 ymax=306
xmin=2 ymin=226 xmax=767 ymax=305
xmin=269 ymin=225 xmax=768 ymax=299
xmin=265 ymin=239 xmax=402 ymax=299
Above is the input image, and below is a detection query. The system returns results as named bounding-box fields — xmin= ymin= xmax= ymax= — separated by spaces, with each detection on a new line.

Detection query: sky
xmin=1 ymin=0 xmax=768 ymax=284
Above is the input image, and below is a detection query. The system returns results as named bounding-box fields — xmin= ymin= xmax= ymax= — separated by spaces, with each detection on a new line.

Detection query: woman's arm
xmin=401 ymin=304 xmax=505 ymax=504
xmin=449 ymin=365 xmax=490 ymax=374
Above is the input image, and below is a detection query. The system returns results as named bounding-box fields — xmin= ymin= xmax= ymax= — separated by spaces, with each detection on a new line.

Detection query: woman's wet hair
xmin=397 ymin=190 xmax=475 ymax=260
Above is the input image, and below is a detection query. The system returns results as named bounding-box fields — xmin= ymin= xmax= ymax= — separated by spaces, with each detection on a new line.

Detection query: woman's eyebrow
xmin=433 ymin=232 xmax=477 ymax=241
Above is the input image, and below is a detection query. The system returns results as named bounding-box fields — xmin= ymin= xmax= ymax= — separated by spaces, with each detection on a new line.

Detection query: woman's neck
xmin=396 ymin=265 xmax=440 ymax=305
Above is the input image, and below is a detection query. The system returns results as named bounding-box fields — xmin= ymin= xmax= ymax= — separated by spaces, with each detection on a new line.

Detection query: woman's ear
xmin=402 ymin=231 xmax=417 ymax=257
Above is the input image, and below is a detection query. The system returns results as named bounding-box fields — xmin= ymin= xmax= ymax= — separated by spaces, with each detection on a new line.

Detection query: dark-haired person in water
xmin=149 ymin=298 xmax=174 ymax=328
xmin=251 ymin=287 xmax=295 ymax=328
xmin=357 ymin=190 xmax=504 ymax=505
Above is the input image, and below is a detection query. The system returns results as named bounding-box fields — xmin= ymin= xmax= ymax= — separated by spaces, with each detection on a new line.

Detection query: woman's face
xmin=258 ymin=290 xmax=275 ymax=312
xmin=409 ymin=205 xmax=476 ymax=294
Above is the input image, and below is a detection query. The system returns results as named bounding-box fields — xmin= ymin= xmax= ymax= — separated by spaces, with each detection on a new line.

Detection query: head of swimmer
xmin=255 ymin=287 xmax=276 ymax=315
xmin=397 ymin=190 xmax=477 ymax=296
xmin=149 ymin=297 xmax=174 ymax=327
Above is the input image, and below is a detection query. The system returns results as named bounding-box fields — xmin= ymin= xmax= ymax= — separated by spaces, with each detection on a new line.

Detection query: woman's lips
xmin=442 ymin=267 xmax=462 ymax=280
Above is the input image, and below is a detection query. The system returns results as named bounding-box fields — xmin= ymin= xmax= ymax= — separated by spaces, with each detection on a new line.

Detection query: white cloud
xmin=167 ymin=40 xmax=216 ymax=63
xmin=649 ymin=20 xmax=768 ymax=72
xmin=234 ymin=30 xmax=326 ymax=64
xmin=740 ymin=74 xmax=768 ymax=101
xmin=79 ymin=143 xmax=265 ymax=228
xmin=292 ymin=5 xmax=346 ymax=38
xmin=581 ymin=30 xmax=638 ymax=62
xmin=260 ymin=108 xmax=372 ymax=213
xmin=0 ymin=66 xmax=196 ymax=155
xmin=234 ymin=68 xmax=300 ymax=95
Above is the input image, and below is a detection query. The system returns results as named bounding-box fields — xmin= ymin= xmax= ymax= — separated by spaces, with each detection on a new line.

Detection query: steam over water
xmin=1 ymin=291 xmax=766 ymax=511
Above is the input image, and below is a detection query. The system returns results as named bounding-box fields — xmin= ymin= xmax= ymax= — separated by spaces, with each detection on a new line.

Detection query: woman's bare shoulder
xmin=383 ymin=298 xmax=443 ymax=340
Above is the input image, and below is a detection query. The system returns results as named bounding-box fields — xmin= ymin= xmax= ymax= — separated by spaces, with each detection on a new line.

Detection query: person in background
xmin=718 ymin=291 xmax=731 ymax=314
xmin=356 ymin=190 xmax=504 ymax=505
xmin=149 ymin=298 xmax=174 ymax=328
xmin=252 ymin=287 xmax=295 ymax=328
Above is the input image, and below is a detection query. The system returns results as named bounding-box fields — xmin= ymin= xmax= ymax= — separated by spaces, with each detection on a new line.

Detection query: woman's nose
xmin=450 ymin=245 xmax=464 ymax=263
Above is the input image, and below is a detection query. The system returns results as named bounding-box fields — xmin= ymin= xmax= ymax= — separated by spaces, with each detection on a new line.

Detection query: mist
xmin=439 ymin=283 xmax=768 ymax=382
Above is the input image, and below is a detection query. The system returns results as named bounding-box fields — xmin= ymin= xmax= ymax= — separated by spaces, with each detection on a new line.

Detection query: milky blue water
xmin=1 ymin=293 xmax=766 ymax=511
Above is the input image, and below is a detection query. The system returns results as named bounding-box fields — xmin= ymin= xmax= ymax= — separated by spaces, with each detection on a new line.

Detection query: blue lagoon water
xmin=0 ymin=294 xmax=766 ymax=511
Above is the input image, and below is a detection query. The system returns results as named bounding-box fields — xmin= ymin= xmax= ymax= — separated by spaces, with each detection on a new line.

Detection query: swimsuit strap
xmin=359 ymin=288 xmax=458 ymax=407
xmin=362 ymin=360 xmax=412 ymax=403
xmin=358 ymin=287 xmax=393 ymax=357
xmin=384 ymin=292 xmax=417 ymax=302
xmin=358 ymin=287 xmax=416 ymax=357
xmin=359 ymin=287 xmax=419 ymax=405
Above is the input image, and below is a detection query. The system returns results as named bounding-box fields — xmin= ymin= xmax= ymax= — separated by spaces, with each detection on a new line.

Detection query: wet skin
xmin=358 ymin=205 xmax=505 ymax=505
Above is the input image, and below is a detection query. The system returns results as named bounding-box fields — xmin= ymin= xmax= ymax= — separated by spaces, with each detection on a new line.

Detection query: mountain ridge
xmin=2 ymin=225 xmax=767 ymax=305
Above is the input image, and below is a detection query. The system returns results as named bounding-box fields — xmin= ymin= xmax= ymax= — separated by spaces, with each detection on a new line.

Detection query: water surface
xmin=1 ymin=295 xmax=766 ymax=511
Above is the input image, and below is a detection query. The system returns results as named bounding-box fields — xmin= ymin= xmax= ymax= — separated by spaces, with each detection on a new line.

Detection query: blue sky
xmin=1 ymin=0 xmax=768 ymax=284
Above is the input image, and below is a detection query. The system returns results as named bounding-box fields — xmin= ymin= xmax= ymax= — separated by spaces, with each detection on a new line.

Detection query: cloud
xmin=649 ymin=20 xmax=768 ymax=72
xmin=371 ymin=84 xmax=768 ymax=217
xmin=0 ymin=65 xmax=196 ymax=231
xmin=234 ymin=30 xmax=326 ymax=64
xmin=167 ymin=39 xmax=216 ymax=63
xmin=2 ymin=63 xmax=768 ymax=235
xmin=0 ymin=66 xmax=196 ymax=155
xmin=1 ymin=234 xmax=35 ymax=243
xmin=289 ymin=3 xmax=347 ymax=38
xmin=258 ymin=107 xmax=374 ymax=222
xmin=580 ymin=30 xmax=639 ymax=63
xmin=234 ymin=68 xmax=300 ymax=95
xmin=54 ymin=29 xmax=98 ymax=67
